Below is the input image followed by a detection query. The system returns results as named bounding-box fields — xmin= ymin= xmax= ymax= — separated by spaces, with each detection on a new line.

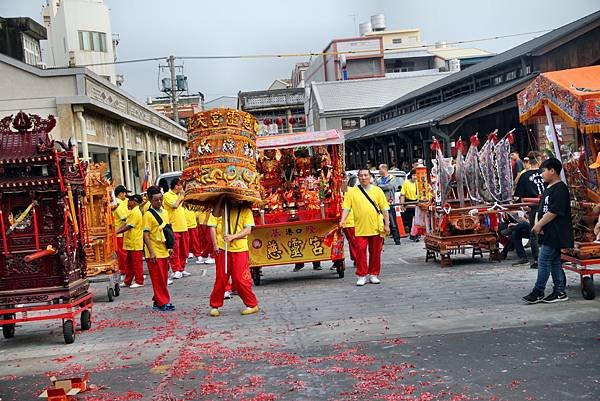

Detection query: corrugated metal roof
xmin=345 ymin=75 xmax=534 ymax=141
xmin=312 ymin=72 xmax=451 ymax=114
xmin=428 ymin=47 xmax=495 ymax=60
xmin=364 ymin=10 xmax=600 ymax=118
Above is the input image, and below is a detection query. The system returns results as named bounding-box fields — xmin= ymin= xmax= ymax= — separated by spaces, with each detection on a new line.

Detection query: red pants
xmin=354 ymin=235 xmax=383 ymax=277
xmin=343 ymin=227 xmax=357 ymax=262
xmin=188 ymin=227 xmax=202 ymax=257
xmin=209 ymin=250 xmax=257 ymax=308
xmin=116 ymin=236 xmax=127 ymax=275
xmin=170 ymin=231 xmax=189 ymax=272
xmin=124 ymin=250 xmax=144 ymax=286
xmin=147 ymin=257 xmax=170 ymax=307
xmin=198 ymin=225 xmax=215 ymax=258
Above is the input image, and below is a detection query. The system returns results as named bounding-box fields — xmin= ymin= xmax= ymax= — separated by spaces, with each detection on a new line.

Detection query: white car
xmin=155 ymin=171 xmax=181 ymax=193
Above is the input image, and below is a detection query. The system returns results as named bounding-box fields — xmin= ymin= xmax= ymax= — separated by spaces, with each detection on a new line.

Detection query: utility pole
xmin=168 ymin=55 xmax=179 ymax=124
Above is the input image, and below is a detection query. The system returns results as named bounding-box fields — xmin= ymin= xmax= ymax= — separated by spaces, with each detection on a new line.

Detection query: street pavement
xmin=0 ymin=239 xmax=599 ymax=400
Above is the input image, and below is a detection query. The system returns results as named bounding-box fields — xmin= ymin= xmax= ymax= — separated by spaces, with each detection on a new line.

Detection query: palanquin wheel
xmin=80 ymin=310 xmax=92 ymax=331
xmin=251 ymin=268 xmax=261 ymax=286
xmin=2 ymin=314 xmax=16 ymax=339
xmin=63 ymin=320 xmax=75 ymax=344
xmin=582 ymin=276 xmax=595 ymax=300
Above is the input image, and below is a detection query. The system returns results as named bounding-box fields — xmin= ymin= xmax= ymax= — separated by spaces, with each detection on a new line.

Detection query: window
xmin=506 ymin=70 xmax=517 ymax=81
xmin=392 ymin=38 xmax=402 ymax=44
xmin=78 ymin=31 xmax=107 ymax=52
xmin=493 ymin=75 xmax=503 ymax=85
xmin=22 ymin=34 xmax=41 ymax=66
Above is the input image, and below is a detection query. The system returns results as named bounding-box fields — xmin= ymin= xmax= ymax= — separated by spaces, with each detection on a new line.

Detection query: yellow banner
xmin=249 ymin=219 xmax=342 ymax=267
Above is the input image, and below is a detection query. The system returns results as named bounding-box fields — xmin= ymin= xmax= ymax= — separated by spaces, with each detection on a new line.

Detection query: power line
xmin=51 ymin=28 xmax=551 ymax=69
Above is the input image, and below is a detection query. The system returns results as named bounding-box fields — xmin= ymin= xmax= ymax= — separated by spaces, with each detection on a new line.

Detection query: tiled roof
xmin=311 ymin=72 xmax=451 ymax=114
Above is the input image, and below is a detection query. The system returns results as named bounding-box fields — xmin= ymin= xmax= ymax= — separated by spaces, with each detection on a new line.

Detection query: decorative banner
xmin=414 ymin=166 xmax=428 ymax=202
xmin=249 ymin=219 xmax=343 ymax=267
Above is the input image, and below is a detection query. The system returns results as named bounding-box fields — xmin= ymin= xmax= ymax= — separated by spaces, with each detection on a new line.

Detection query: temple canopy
xmin=256 ymin=130 xmax=343 ymax=150
xmin=518 ymin=65 xmax=600 ymax=133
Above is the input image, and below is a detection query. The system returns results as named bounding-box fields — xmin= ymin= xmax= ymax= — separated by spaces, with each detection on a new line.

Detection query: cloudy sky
xmin=1 ymin=0 xmax=598 ymax=103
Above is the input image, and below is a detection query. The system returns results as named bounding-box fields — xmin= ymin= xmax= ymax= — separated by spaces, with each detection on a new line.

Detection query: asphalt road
xmin=1 ymin=239 xmax=598 ymax=400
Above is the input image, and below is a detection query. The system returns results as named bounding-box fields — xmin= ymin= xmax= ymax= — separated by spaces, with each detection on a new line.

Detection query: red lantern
xmin=300 ymin=115 xmax=306 ymax=124
xmin=288 ymin=116 xmax=297 ymax=125
xmin=263 ymin=118 xmax=272 ymax=125
xmin=275 ymin=117 xmax=284 ymax=126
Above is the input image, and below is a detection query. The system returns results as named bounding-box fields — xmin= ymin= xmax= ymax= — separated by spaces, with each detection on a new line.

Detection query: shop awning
xmin=518 ymin=65 xmax=600 ymax=133
xmin=256 ymin=129 xmax=343 ymax=150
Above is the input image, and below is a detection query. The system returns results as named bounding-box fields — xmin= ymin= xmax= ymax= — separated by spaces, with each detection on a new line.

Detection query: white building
xmin=42 ymin=0 xmax=120 ymax=85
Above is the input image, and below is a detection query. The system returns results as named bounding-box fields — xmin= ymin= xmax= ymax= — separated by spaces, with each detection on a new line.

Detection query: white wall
xmin=42 ymin=0 xmax=116 ymax=82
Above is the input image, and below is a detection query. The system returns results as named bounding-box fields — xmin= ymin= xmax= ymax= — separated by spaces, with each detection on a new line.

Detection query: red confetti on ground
xmin=51 ymin=356 xmax=74 ymax=363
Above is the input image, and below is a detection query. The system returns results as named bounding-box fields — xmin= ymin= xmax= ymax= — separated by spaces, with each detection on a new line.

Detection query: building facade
xmin=0 ymin=17 xmax=46 ymax=67
xmin=42 ymin=0 xmax=121 ymax=85
xmin=345 ymin=11 xmax=600 ymax=170
xmin=0 ymin=53 xmax=187 ymax=193
xmin=238 ymin=88 xmax=306 ymax=135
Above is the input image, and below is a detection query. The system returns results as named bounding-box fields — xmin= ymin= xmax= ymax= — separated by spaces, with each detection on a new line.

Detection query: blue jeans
xmin=534 ymin=245 xmax=565 ymax=294
xmin=510 ymin=221 xmax=531 ymax=259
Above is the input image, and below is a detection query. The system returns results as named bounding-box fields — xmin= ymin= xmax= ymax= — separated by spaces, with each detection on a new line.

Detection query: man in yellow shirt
xmin=196 ymin=207 xmax=216 ymax=265
xmin=162 ymin=178 xmax=190 ymax=279
xmin=143 ymin=186 xmax=175 ymax=311
xmin=340 ymin=169 xmax=390 ymax=286
xmin=116 ymin=194 xmax=144 ymax=288
xmin=207 ymin=198 xmax=259 ymax=317
xmin=112 ymin=185 xmax=130 ymax=277
xmin=400 ymin=170 xmax=419 ymax=241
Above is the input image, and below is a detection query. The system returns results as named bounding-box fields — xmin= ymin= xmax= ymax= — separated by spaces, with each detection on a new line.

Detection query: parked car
xmin=155 ymin=171 xmax=181 ymax=194
xmin=345 ymin=170 xmax=406 ymax=204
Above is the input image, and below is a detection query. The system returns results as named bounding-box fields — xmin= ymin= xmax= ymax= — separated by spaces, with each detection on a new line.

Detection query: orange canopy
xmin=518 ymin=65 xmax=600 ymax=133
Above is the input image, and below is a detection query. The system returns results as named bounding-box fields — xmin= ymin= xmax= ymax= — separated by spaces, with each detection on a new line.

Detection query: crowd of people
xmin=111 ymin=178 xmax=258 ymax=316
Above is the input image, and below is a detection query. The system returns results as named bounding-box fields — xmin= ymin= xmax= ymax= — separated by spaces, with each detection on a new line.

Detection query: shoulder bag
xmin=148 ymin=208 xmax=175 ymax=249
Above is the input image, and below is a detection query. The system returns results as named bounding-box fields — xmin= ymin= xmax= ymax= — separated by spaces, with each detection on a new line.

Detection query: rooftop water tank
xmin=359 ymin=21 xmax=372 ymax=36
xmin=449 ymin=58 xmax=461 ymax=72
xmin=371 ymin=14 xmax=386 ymax=31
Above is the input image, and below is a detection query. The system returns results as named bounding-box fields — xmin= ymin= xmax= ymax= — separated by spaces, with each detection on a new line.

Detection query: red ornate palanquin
xmin=0 ymin=112 xmax=88 ymax=306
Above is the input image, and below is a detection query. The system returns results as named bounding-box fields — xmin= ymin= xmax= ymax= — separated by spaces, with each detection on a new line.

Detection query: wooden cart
xmin=248 ymin=130 xmax=346 ymax=284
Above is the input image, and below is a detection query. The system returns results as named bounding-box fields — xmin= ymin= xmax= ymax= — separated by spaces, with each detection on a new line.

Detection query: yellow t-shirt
xmin=196 ymin=209 xmax=210 ymax=226
xmin=123 ymin=206 xmax=143 ymax=251
xmin=185 ymin=208 xmax=197 ymax=229
xmin=342 ymin=186 xmax=390 ymax=237
xmin=162 ymin=190 xmax=187 ymax=233
xmin=113 ymin=198 xmax=129 ymax=238
xmin=400 ymin=180 xmax=418 ymax=201
xmin=207 ymin=207 xmax=255 ymax=252
xmin=345 ymin=209 xmax=355 ymax=228
xmin=141 ymin=202 xmax=150 ymax=214
xmin=143 ymin=207 xmax=170 ymax=259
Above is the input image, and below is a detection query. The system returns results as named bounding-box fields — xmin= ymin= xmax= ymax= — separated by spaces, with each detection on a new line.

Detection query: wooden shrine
xmin=0 ymin=111 xmax=89 ymax=306
xmin=84 ymin=163 xmax=118 ymax=276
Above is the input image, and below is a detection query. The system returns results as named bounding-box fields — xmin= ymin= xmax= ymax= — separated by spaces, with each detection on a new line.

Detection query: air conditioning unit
xmin=37 ymin=62 xmax=48 ymax=69
xmin=116 ymin=74 xmax=124 ymax=87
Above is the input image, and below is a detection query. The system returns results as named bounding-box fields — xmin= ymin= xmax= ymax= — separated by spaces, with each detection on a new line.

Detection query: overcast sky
xmin=1 ymin=0 xmax=598 ymax=103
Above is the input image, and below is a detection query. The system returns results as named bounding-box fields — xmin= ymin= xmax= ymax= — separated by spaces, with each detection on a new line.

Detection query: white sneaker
xmin=204 ymin=257 xmax=215 ymax=264
xmin=129 ymin=283 xmax=144 ymax=288
xmin=167 ymin=278 xmax=174 ymax=285
xmin=172 ymin=271 xmax=183 ymax=279
xmin=196 ymin=256 xmax=206 ymax=264
xmin=182 ymin=270 xmax=191 ymax=277
xmin=356 ymin=276 xmax=367 ymax=286
xmin=369 ymin=275 xmax=381 ymax=284
xmin=188 ymin=253 xmax=195 ymax=259
xmin=224 ymin=291 xmax=232 ymax=300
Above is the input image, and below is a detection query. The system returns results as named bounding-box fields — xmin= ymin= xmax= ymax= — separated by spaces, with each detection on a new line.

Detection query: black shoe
xmin=512 ymin=259 xmax=529 ymax=267
xmin=293 ymin=264 xmax=304 ymax=272
xmin=394 ymin=240 xmax=401 ymax=245
xmin=312 ymin=264 xmax=322 ymax=271
xmin=500 ymin=250 xmax=508 ymax=260
xmin=530 ymin=261 xmax=538 ymax=269
xmin=523 ymin=291 xmax=544 ymax=304
xmin=542 ymin=292 xmax=568 ymax=303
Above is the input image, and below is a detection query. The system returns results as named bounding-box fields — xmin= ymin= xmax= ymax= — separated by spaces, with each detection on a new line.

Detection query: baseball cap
xmin=590 ymin=153 xmax=600 ymax=169
xmin=127 ymin=194 xmax=143 ymax=204
xmin=114 ymin=185 xmax=131 ymax=196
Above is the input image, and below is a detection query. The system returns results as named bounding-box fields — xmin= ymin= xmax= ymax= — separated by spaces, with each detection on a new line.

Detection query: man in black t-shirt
xmin=523 ymin=158 xmax=574 ymax=304
xmin=513 ymin=151 xmax=546 ymax=268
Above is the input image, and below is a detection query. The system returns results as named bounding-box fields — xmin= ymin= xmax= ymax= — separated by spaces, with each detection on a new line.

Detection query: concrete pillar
xmin=109 ymin=149 xmax=123 ymax=185
xmin=168 ymin=140 xmax=174 ymax=171
xmin=73 ymin=106 xmax=89 ymax=161
xmin=121 ymin=124 xmax=132 ymax=190
xmin=154 ymin=134 xmax=161 ymax=176
xmin=136 ymin=150 xmax=146 ymax=190
xmin=179 ymin=142 xmax=184 ymax=170
xmin=145 ymin=131 xmax=153 ymax=183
